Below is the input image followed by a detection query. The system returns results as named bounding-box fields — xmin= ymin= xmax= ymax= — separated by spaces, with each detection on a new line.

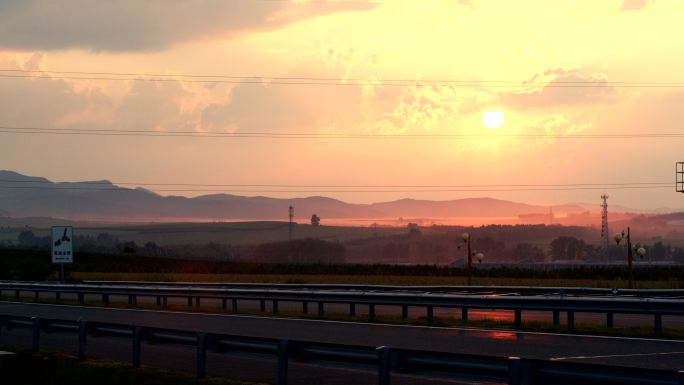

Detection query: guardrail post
xmin=15 ymin=290 xmax=20 ymax=300
xmin=31 ymin=317 xmax=40 ymax=352
xmin=606 ymin=312 xmax=614 ymax=328
xmin=132 ymin=325 xmax=142 ymax=368
xmin=677 ymin=370 xmax=684 ymax=385
xmin=654 ymin=314 xmax=663 ymax=335
xmin=78 ymin=318 xmax=87 ymax=360
xmin=222 ymin=298 xmax=227 ymax=310
xmin=260 ymin=299 xmax=266 ymax=312
xmin=102 ymin=293 xmax=109 ymax=304
xmin=553 ymin=310 xmax=560 ymax=326
xmin=302 ymin=301 xmax=309 ymax=314
xmin=156 ymin=296 xmax=161 ymax=307
xmin=162 ymin=296 xmax=168 ymax=308
xmin=273 ymin=300 xmax=279 ymax=315
xmin=567 ymin=311 xmax=574 ymax=331
xmin=514 ymin=309 xmax=522 ymax=329
xmin=55 ymin=291 xmax=60 ymax=303
xmin=376 ymin=346 xmax=390 ymax=385
xmin=401 ymin=305 xmax=408 ymax=320
xmin=318 ymin=302 xmax=324 ymax=317
xmin=187 ymin=297 xmax=193 ymax=307
xmin=196 ymin=333 xmax=207 ymax=378
xmin=232 ymin=298 xmax=238 ymax=312
xmin=508 ymin=357 xmax=521 ymax=385
xmin=349 ymin=303 xmax=356 ymax=317
xmin=277 ymin=340 xmax=289 ymax=385
xmin=369 ymin=304 xmax=376 ymax=321
xmin=195 ymin=297 xmax=201 ymax=308
xmin=78 ymin=292 xmax=84 ymax=304
xmin=426 ymin=306 xmax=434 ymax=325
xmin=461 ymin=307 xmax=468 ymax=321
xmin=128 ymin=295 xmax=136 ymax=307
xmin=34 ymin=291 xmax=39 ymax=301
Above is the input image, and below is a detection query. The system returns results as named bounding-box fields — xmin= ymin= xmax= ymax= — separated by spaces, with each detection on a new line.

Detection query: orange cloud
xmin=502 ymin=69 xmax=618 ymax=109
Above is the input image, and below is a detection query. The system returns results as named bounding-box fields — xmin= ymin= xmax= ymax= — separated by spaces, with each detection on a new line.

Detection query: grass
xmin=0 ymin=348 xmax=263 ymax=385
xmin=3 ymin=294 xmax=684 ymax=340
xmin=71 ymin=271 xmax=684 ymax=288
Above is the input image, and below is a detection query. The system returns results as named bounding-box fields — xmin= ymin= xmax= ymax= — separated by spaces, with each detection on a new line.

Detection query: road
xmin=2 ymin=302 xmax=684 ymax=377
xmin=11 ymin=290 xmax=684 ymax=329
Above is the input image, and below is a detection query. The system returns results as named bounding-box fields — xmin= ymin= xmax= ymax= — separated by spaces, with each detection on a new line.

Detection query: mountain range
xmin=0 ymin=170 xmax=662 ymax=222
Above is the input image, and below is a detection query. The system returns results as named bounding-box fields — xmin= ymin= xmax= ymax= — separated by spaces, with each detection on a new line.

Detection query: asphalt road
xmin=1 ymin=301 xmax=684 ymax=384
xmin=1 ymin=328 xmax=498 ymax=385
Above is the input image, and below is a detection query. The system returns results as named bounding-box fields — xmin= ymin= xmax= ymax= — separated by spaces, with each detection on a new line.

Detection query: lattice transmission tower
xmin=600 ymin=194 xmax=610 ymax=261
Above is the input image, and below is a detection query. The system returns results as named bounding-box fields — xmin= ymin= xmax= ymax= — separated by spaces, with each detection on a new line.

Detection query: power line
xmin=2 ymin=125 xmax=684 ymax=140
xmin=0 ymin=179 xmax=671 ymax=188
xmin=0 ymin=70 xmax=682 ymax=88
xmin=3 ymin=68 xmax=681 ymax=85
xmin=0 ymin=185 xmax=674 ymax=193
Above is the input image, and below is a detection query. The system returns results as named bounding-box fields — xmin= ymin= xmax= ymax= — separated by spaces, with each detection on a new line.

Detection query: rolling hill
xmin=0 ymin=170 xmax=594 ymax=222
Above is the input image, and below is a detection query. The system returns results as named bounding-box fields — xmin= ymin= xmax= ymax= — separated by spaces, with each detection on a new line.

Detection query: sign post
xmin=51 ymin=226 xmax=73 ymax=283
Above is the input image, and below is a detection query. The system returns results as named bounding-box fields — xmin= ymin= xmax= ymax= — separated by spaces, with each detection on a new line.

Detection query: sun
xmin=482 ymin=111 xmax=505 ymax=129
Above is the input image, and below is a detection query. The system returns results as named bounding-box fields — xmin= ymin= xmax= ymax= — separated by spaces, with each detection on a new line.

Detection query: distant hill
xmin=0 ymin=170 xmax=626 ymax=222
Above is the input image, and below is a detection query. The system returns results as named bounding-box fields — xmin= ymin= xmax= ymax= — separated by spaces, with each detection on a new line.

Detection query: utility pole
xmin=627 ymin=227 xmax=634 ymax=289
xmin=461 ymin=233 xmax=473 ymax=286
xmin=600 ymin=194 xmax=610 ymax=262
xmin=288 ymin=205 xmax=294 ymax=263
xmin=288 ymin=205 xmax=294 ymax=243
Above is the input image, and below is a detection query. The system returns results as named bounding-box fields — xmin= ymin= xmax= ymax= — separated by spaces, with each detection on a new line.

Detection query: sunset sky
xmin=1 ymin=0 xmax=683 ymax=210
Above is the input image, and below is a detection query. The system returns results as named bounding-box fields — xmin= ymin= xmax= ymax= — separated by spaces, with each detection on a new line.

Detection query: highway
xmin=2 ymin=301 xmax=684 ymax=374
xmin=53 ymin=294 xmax=684 ymax=328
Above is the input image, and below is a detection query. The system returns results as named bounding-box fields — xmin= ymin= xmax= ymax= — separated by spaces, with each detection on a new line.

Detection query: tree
xmin=549 ymin=236 xmax=585 ymax=260
xmin=512 ymin=243 xmax=545 ymax=262
xmin=407 ymin=223 xmax=421 ymax=235
xmin=311 ymin=214 xmax=321 ymax=226
xmin=17 ymin=230 xmax=36 ymax=246
xmin=119 ymin=241 xmax=138 ymax=254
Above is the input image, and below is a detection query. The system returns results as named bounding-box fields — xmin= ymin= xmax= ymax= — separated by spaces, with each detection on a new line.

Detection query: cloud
xmin=201 ymin=81 xmax=362 ymax=133
xmin=503 ymin=69 xmax=618 ymax=109
xmin=0 ymin=0 xmax=375 ymax=52
xmin=621 ymin=0 xmax=652 ymax=11
xmin=0 ymin=53 xmax=370 ymax=137
xmin=0 ymin=54 xmax=106 ymax=127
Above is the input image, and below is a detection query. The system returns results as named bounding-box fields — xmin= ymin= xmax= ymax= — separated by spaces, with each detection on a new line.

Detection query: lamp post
xmin=462 ymin=233 xmax=472 ymax=285
xmin=614 ymin=226 xmax=646 ymax=289
xmin=461 ymin=233 xmax=484 ymax=286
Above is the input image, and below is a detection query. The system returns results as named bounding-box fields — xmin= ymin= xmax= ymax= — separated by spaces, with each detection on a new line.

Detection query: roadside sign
xmin=51 ymin=226 xmax=73 ymax=264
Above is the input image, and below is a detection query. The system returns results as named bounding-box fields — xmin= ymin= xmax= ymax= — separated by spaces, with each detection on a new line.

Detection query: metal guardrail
xmin=80 ymin=280 xmax=684 ymax=298
xmin=1 ymin=311 xmax=683 ymax=385
xmin=1 ymin=282 xmax=684 ymax=334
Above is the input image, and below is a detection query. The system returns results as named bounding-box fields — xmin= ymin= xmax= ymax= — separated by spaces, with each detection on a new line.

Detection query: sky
xmin=1 ymin=0 xmax=683 ymax=211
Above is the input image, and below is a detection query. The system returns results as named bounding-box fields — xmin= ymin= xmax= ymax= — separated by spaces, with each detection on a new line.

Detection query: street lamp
xmin=613 ymin=226 xmax=645 ymax=289
xmin=461 ymin=232 xmax=484 ymax=285
xmin=637 ymin=247 xmax=646 ymax=259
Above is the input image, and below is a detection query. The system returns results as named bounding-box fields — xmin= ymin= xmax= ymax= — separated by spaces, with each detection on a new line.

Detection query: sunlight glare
xmin=482 ymin=111 xmax=505 ymax=129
